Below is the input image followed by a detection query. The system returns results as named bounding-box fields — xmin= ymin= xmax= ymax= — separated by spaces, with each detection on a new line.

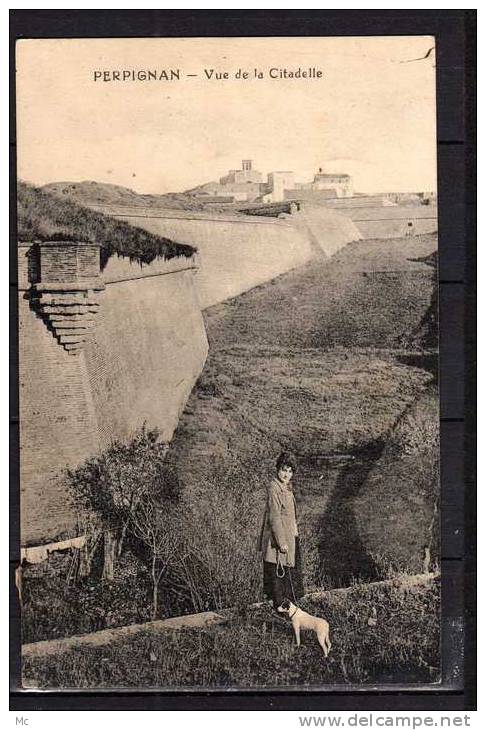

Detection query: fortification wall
xmin=283 ymin=205 xmax=362 ymax=257
xmin=19 ymin=245 xmax=208 ymax=546
xmin=100 ymin=210 xmax=314 ymax=308
xmin=355 ymin=218 xmax=437 ymax=239
xmin=279 ymin=196 xmax=438 ymax=239
xmin=345 ymin=206 xmax=438 ymax=221
xmin=319 ymin=195 xmax=392 ymax=208
xmin=345 ymin=206 xmax=438 ymax=239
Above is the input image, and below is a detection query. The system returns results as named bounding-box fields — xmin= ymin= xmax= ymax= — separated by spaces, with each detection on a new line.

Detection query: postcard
xmin=16 ymin=36 xmax=440 ymax=690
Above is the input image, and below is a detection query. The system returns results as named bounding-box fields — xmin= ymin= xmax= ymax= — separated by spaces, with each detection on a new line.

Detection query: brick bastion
xmin=19 ymin=242 xmax=208 ymax=546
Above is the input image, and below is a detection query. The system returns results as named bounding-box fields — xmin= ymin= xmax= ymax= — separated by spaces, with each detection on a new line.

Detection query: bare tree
xmin=129 ymin=499 xmax=181 ymax=620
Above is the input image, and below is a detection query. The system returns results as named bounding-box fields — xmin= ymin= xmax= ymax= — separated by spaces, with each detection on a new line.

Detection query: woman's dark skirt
xmin=263 ymin=537 xmax=304 ymax=608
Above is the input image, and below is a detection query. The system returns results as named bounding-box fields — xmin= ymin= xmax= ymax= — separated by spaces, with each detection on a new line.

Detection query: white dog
xmin=277 ymin=598 xmax=331 ymax=657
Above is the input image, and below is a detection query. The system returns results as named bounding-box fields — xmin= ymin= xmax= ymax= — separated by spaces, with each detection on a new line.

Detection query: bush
xmin=174 ymin=459 xmax=264 ymax=612
xmin=23 ymin=432 xmax=268 ymax=641
xmin=67 ymin=426 xmax=178 ymax=535
xmin=67 ymin=426 xmax=182 ymax=615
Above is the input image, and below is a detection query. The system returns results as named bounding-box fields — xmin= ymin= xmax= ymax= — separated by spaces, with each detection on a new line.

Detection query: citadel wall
xmin=95 ymin=209 xmax=314 ymax=308
xmin=19 ymin=244 xmax=208 ymax=545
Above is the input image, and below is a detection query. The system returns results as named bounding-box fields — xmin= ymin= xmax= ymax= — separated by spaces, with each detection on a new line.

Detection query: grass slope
xmin=17 ymin=181 xmax=195 ymax=265
xmin=169 ymin=234 xmax=439 ymax=593
xmin=23 ymin=577 xmax=440 ymax=689
xmin=42 ymin=180 xmax=205 ymax=211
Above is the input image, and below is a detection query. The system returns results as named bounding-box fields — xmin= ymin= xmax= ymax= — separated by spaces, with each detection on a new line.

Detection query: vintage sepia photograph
xmin=16 ymin=35 xmax=439 ymax=690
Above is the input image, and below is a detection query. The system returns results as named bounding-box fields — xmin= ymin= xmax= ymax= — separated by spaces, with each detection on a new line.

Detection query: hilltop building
xmin=310 ymin=169 xmax=353 ymax=197
xmin=188 ymin=161 xmax=354 ymax=204
xmin=261 ymin=171 xmax=295 ymax=203
xmin=219 ymin=159 xmax=263 ymax=186
xmin=264 ymin=167 xmax=353 ymax=203
xmin=289 ymin=168 xmax=353 ymax=199
xmin=190 ymin=160 xmax=266 ymax=203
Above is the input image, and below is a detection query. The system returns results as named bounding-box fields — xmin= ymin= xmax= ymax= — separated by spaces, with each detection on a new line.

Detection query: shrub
xmin=129 ymin=497 xmax=183 ymax=620
xmin=67 ymin=427 xmax=178 ymax=532
xmin=174 ymin=459 xmax=264 ymax=612
xmin=67 ymin=426 xmax=182 ymax=616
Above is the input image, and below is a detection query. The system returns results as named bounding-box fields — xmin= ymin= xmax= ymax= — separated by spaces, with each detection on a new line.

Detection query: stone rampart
xmin=94 ymin=209 xmax=314 ymax=308
xmin=19 ymin=243 xmax=208 ymax=545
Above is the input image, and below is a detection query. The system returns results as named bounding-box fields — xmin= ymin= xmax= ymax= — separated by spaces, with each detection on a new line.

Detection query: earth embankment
xmin=168 ymin=233 xmax=438 ymax=593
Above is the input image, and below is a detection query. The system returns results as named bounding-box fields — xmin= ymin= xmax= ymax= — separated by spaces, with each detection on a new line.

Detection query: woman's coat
xmin=259 ymin=477 xmax=298 ymax=567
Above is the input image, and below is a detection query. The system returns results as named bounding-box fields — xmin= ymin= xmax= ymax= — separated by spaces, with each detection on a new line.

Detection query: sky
xmin=16 ymin=37 xmax=437 ymax=194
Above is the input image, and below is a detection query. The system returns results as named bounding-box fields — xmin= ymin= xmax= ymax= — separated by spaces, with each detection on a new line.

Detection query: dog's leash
xmin=288 ymin=566 xmax=298 ymax=604
xmin=276 ymin=551 xmax=286 ymax=578
xmin=276 ymin=550 xmax=298 ymax=604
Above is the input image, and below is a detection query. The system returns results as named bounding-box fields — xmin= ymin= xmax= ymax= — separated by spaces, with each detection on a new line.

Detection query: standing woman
xmin=260 ymin=452 xmax=305 ymax=608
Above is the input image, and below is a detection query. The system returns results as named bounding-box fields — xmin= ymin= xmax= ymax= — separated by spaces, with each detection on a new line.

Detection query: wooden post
xmin=103 ymin=530 xmax=118 ymax=581
xmin=78 ymin=542 xmax=93 ymax=578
